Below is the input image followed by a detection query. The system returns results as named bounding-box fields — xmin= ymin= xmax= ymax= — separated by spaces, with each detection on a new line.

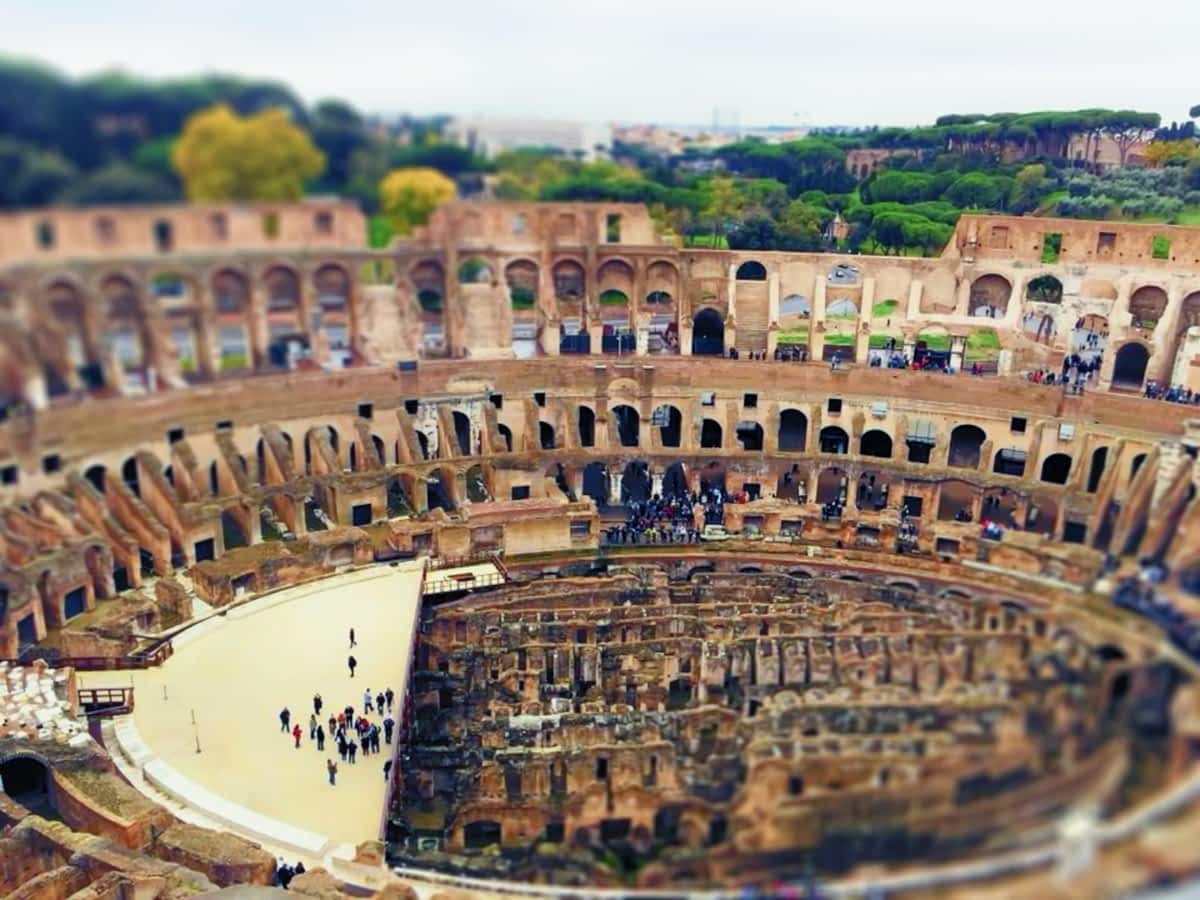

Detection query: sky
xmin=3 ymin=0 xmax=1199 ymax=129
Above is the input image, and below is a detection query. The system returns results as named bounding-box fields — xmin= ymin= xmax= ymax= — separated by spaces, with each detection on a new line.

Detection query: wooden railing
xmin=4 ymin=638 xmax=173 ymax=672
xmin=78 ymin=686 xmax=134 ymax=716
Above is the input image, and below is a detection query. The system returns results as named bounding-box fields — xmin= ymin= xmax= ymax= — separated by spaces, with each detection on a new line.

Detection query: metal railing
xmin=78 ymin=686 xmax=135 ymax=716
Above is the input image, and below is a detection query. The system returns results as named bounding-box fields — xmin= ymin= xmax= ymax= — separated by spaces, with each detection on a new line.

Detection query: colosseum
xmin=2 ymin=199 xmax=1200 ymax=898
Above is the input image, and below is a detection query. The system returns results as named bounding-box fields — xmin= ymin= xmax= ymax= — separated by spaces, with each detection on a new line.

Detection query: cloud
xmin=2 ymin=0 xmax=1197 ymax=126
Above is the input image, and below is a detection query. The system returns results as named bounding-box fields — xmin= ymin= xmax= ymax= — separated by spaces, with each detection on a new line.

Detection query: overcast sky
xmin=4 ymin=0 xmax=1198 ymax=129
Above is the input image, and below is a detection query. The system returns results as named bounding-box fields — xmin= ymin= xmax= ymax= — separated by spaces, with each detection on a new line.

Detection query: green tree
xmin=943 ymin=172 xmax=1011 ymax=209
xmin=703 ymin=176 xmax=743 ymax=248
xmin=309 ymin=99 xmax=367 ymax=189
xmin=378 ymin=166 xmax=456 ymax=234
xmin=171 ymin=104 xmax=325 ymax=202
xmin=60 ymin=163 xmax=179 ymax=205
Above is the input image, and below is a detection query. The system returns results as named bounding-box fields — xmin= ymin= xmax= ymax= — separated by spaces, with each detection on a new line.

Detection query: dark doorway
xmin=582 ymin=462 xmax=608 ymax=506
xmin=193 ymin=539 xmax=215 ymax=563
xmin=1113 ymin=343 xmax=1150 ymax=391
xmin=64 ymin=587 xmax=87 ymax=620
xmin=692 ymin=309 xmax=724 ymax=356
xmin=0 ymin=757 xmax=49 ymax=810
xmin=464 ymin=820 xmax=502 ymax=849
xmin=578 ymin=407 xmax=595 ymax=447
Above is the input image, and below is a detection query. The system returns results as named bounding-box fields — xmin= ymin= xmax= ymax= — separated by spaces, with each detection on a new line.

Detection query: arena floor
xmin=86 ymin=562 xmax=424 ymax=850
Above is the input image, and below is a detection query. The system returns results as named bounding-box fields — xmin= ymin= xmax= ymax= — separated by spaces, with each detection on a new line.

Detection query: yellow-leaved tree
xmin=379 ymin=167 xmax=456 ymax=235
xmin=172 ymin=104 xmax=325 ymax=202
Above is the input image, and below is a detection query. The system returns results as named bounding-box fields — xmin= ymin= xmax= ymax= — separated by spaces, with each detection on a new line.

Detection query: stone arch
xmin=452 ymin=410 xmax=472 ymax=456
xmin=1129 ymin=285 xmax=1168 ymax=330
xmin=496 ymin=423 xmax=513 ymax=453
xmin=735 ymin=260 xmax=767 ymax=281
xmin=427 ymin=467 xmax=456 ymax=512
xmin=313 ymin=263 xmax=353 ymax=353
xmin=44 ymin=278 xmax=91 ymax=370
xmin=211 ymin=269 xmax=252 ymax=371
xmin=937 ymin=480 xmax=975 ymax=521
xmin=597 ymin=259 xmax=635 ymax=298
xmin=819 ymin=425 xmax=849 ymax=455
xmin=582 ymin=461 xmax=609 ymax=506
xmin=84 ymin=464 xmax=107 ymax=493
xmin=663 ymin=462 xmax=688 ymax=496
xmin=735 ymin=420 xmax=764 ymax=452
xmin=780 ymin=294 xmax=811 ymax=319
xmin=826 ymin=298 xmax=858 ymax=319
xmin=777 ymin=463 xmax=804 ymax=500
xmin=654 ymin=404 xmax=682 ymax=448
xmin=539 ymin=421 xmax=556 ymax=450
xmin=778 ymin=409 xmax=808 ymax=452
xmin=458 ymin=257 xmax=494 ymax=285
xmin=552 ymin=259 xmax=586 ymax=302
xmin=1087 ymin=446 xmax=1109 ymax=493
xmin=969 ymin=274 xmax=1012 ymax=318
xmin=578 ymin=406 xmax=596 ymax=448
xmin=1025 ymin=274 xmax=1063 ymax=303
xmin=465 ymin=464 xmax=489 ymax=502
xmin=121 ymin=456 xmax=140 ymax=497
xmin=0 ymin=754 xmax=49 ymax=807
xmin=99 ymin=273 xmax=147 ymax=373
xmin=1113 ymin=342 xmax=1151 ymax=391
xmin=645 ymin=260 xmax=679 ymax=304
xmin=692 ymin=308 xmax=724 ymax=356
xmin=700 ymin=419 xmax=723 ymax=449
xmin=505 ymin=259 xmax=539 ymax=309
xmin=859 ymin=429 xmax=892 ymax=459
xmin=263 ymin=265 xmax=302 ymax=338
xmin=622 ymin=461 xmax=651 ymax=504
xmin=948 ymin=424 xmax=986 ymax=468
xmin=816 ymin=467 xmax=848 ymax=505
xmin=1040 ymin=452 xmax=1072 ymax=485
xmin=612 ymin=404 xmax=640 ymax=447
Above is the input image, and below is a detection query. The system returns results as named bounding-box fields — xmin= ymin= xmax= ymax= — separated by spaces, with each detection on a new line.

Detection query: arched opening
xmin=622 ymin=461 xmax=651 ymax=504
xmin=264 ymin=266 xmax=302 ymax=340
xmin=45 ymin=279 xmax=91 ymax=376
xmin=826 ymin=298 xmax=858 ymax=319
xmin=980 ymin=487 xmax=1019 ymax=528
xmin=415 ymin=431 xmax=431 ymax=461
xmin=465 ymin=464 xmax=489 ymax=502
xmin=539 ymin=421 xmax=556 ymax=450
xmin=653 ymin=405 xmax=682 ymax=448
xmin=505 ymin=259 xmax=538 ymax=310
xmin=458 ymin=257 xmax=494 ymax=285
xmin=1087 ymin=446 xmax=1108 ymax=493
xmin=99 ymin=274 xmax=147 ymax=384
xmin=582 ymin=462 xmax=609 ymax=506
xmin=735 ymin=260 xmax=767 ymax=281
xmin=578 ymin=406 xmax=596 ymax=448
xmin=692 ymin=309 xmax=724 ymax=356
xmin=1040 ymin=453 xmax=1072 ymax=485
xmin=700 ymin=419 xmax=723 ymax=449
xmin=371 ymin=434 xmax=385 ymax=468
xmin=736 ymin=421 xmax=764 ymax=452
xmin=816 ymin=467 xmax=848 ymax=505
xmin=85 ymin=464 xmax=107 ymax=493
xmin=452 ymin=411 xmax=473 ymax=456
xmin=937 ymin=480 xmax=975 ymax=522
xmin=859 ymin=430 xmax=893 ymax=458
xmin=1024 ymin=496 xmax=1058 ymax=536
xmin=497 ymin=424 xmax=513 ymax=453
xmin=819 ymin=426 xmax=849 ymax=455
xmin=613 ymin=405 xmax=640 ymax=448
xmin=1131 ymin=453 xmax=1147 ymax=480
xmin=1113 ymin=343 xmax=1150 ymax=391
xmin=212 ymin=269 xmax=252 ymax=372
xmin=1022 ymin=311 xmax=1058 ymax=345
xmin=411 ymin=260 xmax=447 ymax=355
xmin=387 ymin=476 xmax=411 ymax=517
xmin=992 ymin=447 xmax=1027 ymax=477
xmin=776 ymin=464 xmax=804 ymax=502
xmin=948 ymin=425 xmax=986 ymax=468
xmin=313 ymin=264 xmax=352 ymax=360
xmin=699 ymin=460 xmax=726 ymax=495
xmin=348 ymin=443 xmax=359 ymax=472
xmin=121 ymin=456 xmax=140 ymax=497
xmin=0 ymin=756 xmax=49 ymax=811
xmin=646 ymin=290 xmax=672 ymax=305
xmin=778 ymin=409 xmax=808 ymax=451
xmin=663 ymin=462 xmax=688 ymax=497
xmin=1025 ymin=275 xmax=1063 ymax=304
xmin=969 ymin=274 xmax=1012 ymax=318
xmin=427 ymin=469 xmax=455 ymax=512
xmin=552 ymin=260 xmax=585 ymax=302
xmin=464 ymin=820 xmax=502 ymax=850
xmin=1129 ymin=285 xmax=1168 ymax=331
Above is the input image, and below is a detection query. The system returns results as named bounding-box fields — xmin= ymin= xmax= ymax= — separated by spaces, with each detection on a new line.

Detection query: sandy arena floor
xmin=88 ymin=563 xmax=423 ymax=849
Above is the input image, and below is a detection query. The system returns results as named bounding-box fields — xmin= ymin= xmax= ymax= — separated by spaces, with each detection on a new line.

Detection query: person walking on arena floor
xmin=376 ymin=691 xmax=385 ymax=715
xmin=348 ymin=740 xmax=358 ymax=764
xmin=279 ymin=707 xmax=290 ymax=732
xmin=384 ymin=715 xmax=394 ymax=744
xmin=309 ymin=713 xmax=318 ymax=740
xmin=383 ymin=759 xmax=392 ymax=781
xmin=385 ymin=687 xmax=394 ymax=711
xmin=363 ymin=687 xmax=373 ymax=711
xmin=348 ymin=654 xmax=357 ymax=677
xmin=292 ymin=723 xmax=302 ymax=748
xmin=313 ymin=693 xmax=322 ymax=716
xmin=327 ymin=758 xmax=337 ymax=786
xmin=349 ymin=627 xmax=356 ymax=648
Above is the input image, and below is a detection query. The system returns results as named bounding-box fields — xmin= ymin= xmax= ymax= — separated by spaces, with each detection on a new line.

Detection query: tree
xmin=1143 ymin=140 xmax=1200 ymax=168
xmin=309 ymin=99 xmax=367 ymax=189
xmin=171 ymin=104 xmax=325 ymax=202
xmin=1008 ymin=163 xmax=1050 ymax=213
xmin=60 ymin=163 xmax=180 ymax=205
xmin=1190 ymin=104 xmax=1200 ymax=120
xmin=943 ymin=172 xmax=1011 ymax=209
xmin=703 ymin=176 xmax=743 ymax=248
xmin=378 ymin=167 xmax=456 ymax=235
xmin=1100 ymin=110 xmax=1161 ymax=166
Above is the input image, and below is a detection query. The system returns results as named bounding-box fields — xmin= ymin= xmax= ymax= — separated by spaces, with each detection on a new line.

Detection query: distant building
xmin=447 ymin=116 xmax=613 ymax=162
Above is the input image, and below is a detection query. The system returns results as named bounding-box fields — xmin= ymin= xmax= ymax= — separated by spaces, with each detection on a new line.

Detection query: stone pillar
xmin=907 ymin=279 xmax=924 ymax=320
xmin=1149 ymin=284 xmax=1185 ymax=385
xmin=856 ymin=278 xmax=875 ymax=364
xmin=810 ymin=277 xmax=827 ymax=361
xmin=652 ymin=471 xmax=664 ymax=498
xmin=953 ymin=276 xmax=972 ymax=318
xmin=610 ymin=471 xmax=624 ymax=505
xmin=768 ymin=271 xmax=780 ymax=324
xmin=249 ymin=281 xmax=271 ymax=370
xmin=727 ymin=263 xmax=738 ymax=319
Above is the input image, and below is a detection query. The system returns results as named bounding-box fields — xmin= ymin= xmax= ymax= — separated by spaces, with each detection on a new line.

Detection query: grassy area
xmin=871 ymin=299 xmax=899 ymax=318
xmin=599 ymin=290 xmax=628 ymax=306
xmin=917 ymin=332 xmax=951 ymax=350
xmin=869 ymin=334 xmax=895 ymax=349
xmin=776 ymin=328 xmax=809 ymax=345
xmin=965 ymin=329 xmax=1001 ymax=361
xmin=685 ymin=234 xmax=730 ymax=249
xmin=824 ymin=333 xmax=854 ymax=346
xmin=1035 ymin=189 xmax=1068 ymax=215
xmin=221 ymin=353 xmax=248 ymax=371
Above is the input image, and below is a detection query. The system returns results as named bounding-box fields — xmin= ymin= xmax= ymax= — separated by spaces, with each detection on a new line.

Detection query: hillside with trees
xmin=2 ymin=53 xmax=1199 ymax=254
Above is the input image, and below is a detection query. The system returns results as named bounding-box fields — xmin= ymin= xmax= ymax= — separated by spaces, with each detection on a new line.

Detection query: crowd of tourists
xmin=1144 ymin=381 xmax=1200 ymax=405
xmin=602 ymin=488 xmax=731 ymax=544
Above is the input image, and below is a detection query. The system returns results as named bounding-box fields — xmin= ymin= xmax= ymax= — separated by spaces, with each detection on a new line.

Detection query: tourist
xmin=337 ymin=733 xmax=348 ymax=761
xmin=292 ymin=723 xmax=302 ymax=749
xmin=363 ymin=687 xmax=373 ymax=712
xmin=316 ymin=724 xmax=325 ymax=752
xmin=370 ymin=724 xmax=381 ymax=754
xmin=308 ymin=713 xmax=317 ymax=740
xmin=327 ymin=758 xmax=337 ymax=786
xmin=294 ymin=863 xmax=305 ymax=876
xmin=348 ymin=654 xmax=357 ymax=677
xmin=313 ymin=693 xmax=322 ymax=716
xmin=348 ymin=740 xmax=358 ymax=764
xmin=385 ymin=687 xmax=394 ymax=711
xmin=383 ymin=759 xmax=393 ymax=781
xmin=349 ymin=627 xmax=356 ymax=648
xmin=384 ymin=716 xmax=395 ymax=744
xmin=327 ymin=714 xmax=336 ymax=736
xmin=375 ymin=691 xmax=385 ymax=715
xmin=279 ymin=707 xmax=290 ymax=732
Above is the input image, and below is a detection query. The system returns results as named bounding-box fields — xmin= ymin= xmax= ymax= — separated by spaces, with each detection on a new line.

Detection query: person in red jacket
xmin=292 ymin=723 xmax=302 ymax=749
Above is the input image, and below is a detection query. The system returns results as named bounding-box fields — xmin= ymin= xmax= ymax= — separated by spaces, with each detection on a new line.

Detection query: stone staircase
xmin=736 ymin=291 xmax=770 ymax=354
